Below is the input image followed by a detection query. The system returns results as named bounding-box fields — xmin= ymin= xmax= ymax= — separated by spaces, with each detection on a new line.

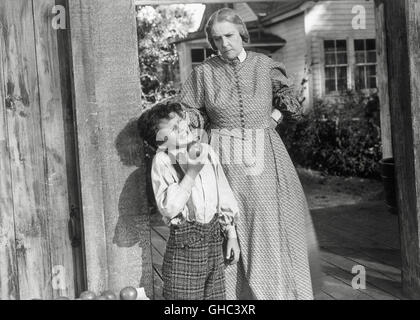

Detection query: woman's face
xmin=211 ymin=21 xmax=243 ymax=61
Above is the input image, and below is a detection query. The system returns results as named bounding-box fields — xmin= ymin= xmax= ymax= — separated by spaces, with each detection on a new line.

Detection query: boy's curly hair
xmin=137 ymin=100 xmax=184 ymax=149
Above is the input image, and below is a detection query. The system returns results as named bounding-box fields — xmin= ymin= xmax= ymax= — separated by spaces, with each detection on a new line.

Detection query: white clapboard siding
xmin=269 ymin=13 xmax=306 ymax=88
xmin=177 ymin=42 xmax=192 ymax=84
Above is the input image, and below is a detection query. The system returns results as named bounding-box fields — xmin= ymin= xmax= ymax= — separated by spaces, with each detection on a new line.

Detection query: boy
xmin=137 ymin=100 xmax=240 ymax=300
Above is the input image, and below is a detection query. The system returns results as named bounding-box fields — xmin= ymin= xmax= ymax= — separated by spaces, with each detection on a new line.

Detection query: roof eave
xmin=261 ymin=1 xmax=316 ymax=26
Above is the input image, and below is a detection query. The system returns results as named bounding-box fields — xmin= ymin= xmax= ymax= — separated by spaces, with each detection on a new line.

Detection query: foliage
xmin=139 ymin=74 xmax=180 ymax=108
xmin=278 ymin=90 xmax=382 ymax=178
xmin=137 ymin=5 xmax=195 ymax=106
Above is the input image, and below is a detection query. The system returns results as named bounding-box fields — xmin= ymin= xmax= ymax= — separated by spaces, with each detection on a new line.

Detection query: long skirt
xmin=210 ymin=127 xmax=322 ymax=300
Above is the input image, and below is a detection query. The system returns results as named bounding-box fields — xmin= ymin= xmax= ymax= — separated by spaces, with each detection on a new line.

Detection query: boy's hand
xmin=185 ymin=143 xmax=208 ymax=177
xmin=225 ymin=238 xmax=240 ymax=265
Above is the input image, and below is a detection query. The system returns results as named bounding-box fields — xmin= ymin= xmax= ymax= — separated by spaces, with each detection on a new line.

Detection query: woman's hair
xmin=137 ymin=100 xmax=184 ymax=149
xmin=205 ymin=8 xmax=249 ymax=51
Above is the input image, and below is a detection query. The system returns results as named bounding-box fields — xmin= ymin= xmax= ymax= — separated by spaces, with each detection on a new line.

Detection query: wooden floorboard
xmin=320 ymin=249 xmax=405 ymax=300
xmin=326 ymin=247 xmax=401 ymax=282
xmin=152 ymin=247 xmax=163 ymax=275
xmin=151 ymin=201 xmax=406 ymax=300
xmin=153 ymin=270 xmax=164 ymax=300
xmin=321 ymin=259 xmax=398 ymax=300
xmin=321 ymin=275 xmax=374 ymax=300
xmin=314 ymin=289 xmax=336 ymax=300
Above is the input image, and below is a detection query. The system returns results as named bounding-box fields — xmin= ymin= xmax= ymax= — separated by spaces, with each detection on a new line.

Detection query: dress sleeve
xmin=270 ymin=60 xmax=303 ymax=123
xmin=180 ymin=65 xmax=209 ymax=130
xmin=150 ymin=153 xmax=191 ymax=221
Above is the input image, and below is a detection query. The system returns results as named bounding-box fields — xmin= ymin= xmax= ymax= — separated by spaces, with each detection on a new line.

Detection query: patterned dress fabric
xmin=181 ymin=51 xmax=319 ymax=300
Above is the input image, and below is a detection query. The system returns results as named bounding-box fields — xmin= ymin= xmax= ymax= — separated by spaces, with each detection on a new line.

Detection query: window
xmin=324 ymin=40 xmax=348 ymax=94
xmin=191 ymin=48 xmax=216 ymax=67
xmin=354 ymin=39 xmax=377 ymax=90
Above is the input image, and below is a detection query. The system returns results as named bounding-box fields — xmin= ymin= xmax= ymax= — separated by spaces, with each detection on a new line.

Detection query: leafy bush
xmin=140 ymin=74 xmax=179 ymax=107
xmin=278 ymin=90 xmax=382 ymax=178
xmin=137 ymin=5 xmax=192 ymax=108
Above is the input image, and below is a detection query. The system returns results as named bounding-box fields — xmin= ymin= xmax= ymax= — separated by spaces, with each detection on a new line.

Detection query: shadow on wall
xmin=113 ymin=118 xmax=153 ymax=293
xmin=113 ymin=118 xmax=151 ymax=248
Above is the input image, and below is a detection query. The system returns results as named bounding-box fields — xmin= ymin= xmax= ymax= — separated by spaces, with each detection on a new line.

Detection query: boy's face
xmin=156 ymin=112 xmax=193 ymax=150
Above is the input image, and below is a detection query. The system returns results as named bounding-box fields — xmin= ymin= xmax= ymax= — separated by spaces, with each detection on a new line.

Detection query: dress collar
xmin=237 ymin=48 xmax=246 ymax=63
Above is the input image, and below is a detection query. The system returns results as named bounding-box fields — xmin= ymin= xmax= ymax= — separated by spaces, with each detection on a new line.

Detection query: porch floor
xmin=151 ymin=201 xmax=406 ymax=300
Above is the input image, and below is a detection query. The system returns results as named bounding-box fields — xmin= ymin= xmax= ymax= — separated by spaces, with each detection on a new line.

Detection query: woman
xmin=180 ymin=8 xmax=320 ymax=300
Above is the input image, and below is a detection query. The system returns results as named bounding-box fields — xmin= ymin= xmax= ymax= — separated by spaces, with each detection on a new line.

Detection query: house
xmin=174 ymin=0 xmax=378 ymax=109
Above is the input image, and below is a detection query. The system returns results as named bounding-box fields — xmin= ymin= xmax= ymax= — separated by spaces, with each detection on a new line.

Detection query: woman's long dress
xmin=181 ymin=51 xmax=320 ymax=300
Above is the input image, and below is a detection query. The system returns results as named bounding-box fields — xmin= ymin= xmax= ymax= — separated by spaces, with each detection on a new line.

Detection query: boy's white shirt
xmin=151 ymin=143 xmax=239 ymax=239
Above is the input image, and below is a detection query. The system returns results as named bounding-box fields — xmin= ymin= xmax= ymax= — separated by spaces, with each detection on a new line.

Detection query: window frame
xmin=190 ymin=47 xmax=215 ymax=68
xmin=322 ymin=38 xmax=350 ymax=96
xmin=354 ymin=38 xmax=378 ymax=91
xmin=320 ymin=37 xmax=378 ymax=97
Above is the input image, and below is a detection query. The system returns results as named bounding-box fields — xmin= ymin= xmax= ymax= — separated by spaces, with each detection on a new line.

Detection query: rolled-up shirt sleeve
xmin=151 ymin=153 xmax=192 ymax=220
xmin=209 ymin=148 xmax=240 ymax=239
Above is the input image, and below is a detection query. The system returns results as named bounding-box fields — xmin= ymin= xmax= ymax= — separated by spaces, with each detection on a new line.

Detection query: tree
xmin=136 ymin=5 xmax=196 ymax=105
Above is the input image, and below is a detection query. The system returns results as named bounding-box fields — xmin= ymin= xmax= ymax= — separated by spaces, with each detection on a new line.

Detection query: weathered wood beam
xmin=33 ymin=0 xmax=78 ymax=299
xmin=374 ymin=0 xmax=392 ymax=158
xmin=68 ymin=0 xmax=153 ymax=296
xmin=383 ymin=0 xmax=420 ymax=298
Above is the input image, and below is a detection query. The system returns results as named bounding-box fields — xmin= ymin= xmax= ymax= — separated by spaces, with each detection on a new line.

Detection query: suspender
xmin=172 ymin=161 xmax=185 ymax=181
xmin=166 ymin=149 xmax=221 ymax=215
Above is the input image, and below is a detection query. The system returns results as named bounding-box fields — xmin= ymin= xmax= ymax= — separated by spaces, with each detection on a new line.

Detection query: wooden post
xmin=374 ymin=0 xmax=392 ymax=158
xmin=68 ymin=0 xmax=153 ymax=296
xmin=383 ymin=0 xmax=420 ymax=298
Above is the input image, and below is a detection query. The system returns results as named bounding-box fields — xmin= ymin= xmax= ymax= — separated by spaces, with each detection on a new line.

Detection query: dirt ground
xmin=297 ymin=167 xmax=384 ymax=210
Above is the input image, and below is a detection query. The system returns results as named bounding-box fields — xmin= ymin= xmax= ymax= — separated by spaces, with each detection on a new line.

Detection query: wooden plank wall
xmin=32 ymin=0 xmax=78 ymax=298
xmin=0 ymin=0 xmax=52 ymax=299
xmin=0 ymin=14 xmax=19 ymax=300
xmin=268 ymin=13 xmax=306 ymax=90
xmin=0 ymin=0 xmax=80 ymax=299
xmin=68 ymin=0 xmax=153 ymax=296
